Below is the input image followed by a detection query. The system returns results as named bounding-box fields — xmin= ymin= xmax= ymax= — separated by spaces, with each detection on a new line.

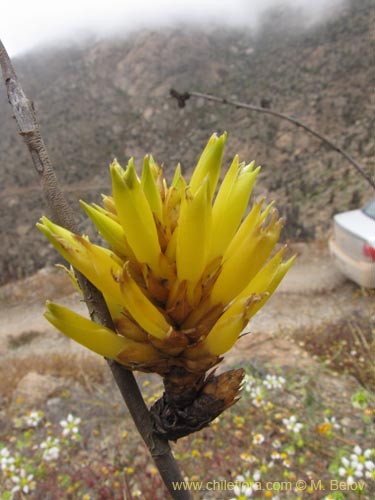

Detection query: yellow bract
xmin=38 ymin=133 xmax=294 ymax=375
xmin=111 ymin=159 xmax=162 ymax=276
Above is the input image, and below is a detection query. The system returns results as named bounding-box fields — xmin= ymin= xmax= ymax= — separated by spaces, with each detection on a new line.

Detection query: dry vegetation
xmin=0 ymin=353 xmax=109 ymax=404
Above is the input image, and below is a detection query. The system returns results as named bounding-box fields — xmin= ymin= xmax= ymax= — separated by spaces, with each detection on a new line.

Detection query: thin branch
xmin=0 ymin=40 xmax=191 ymax=500
xmin=170 ymin=88 xmax=375 ymax=191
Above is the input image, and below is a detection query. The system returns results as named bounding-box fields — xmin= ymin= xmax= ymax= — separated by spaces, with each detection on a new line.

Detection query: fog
xmin=1 ymin=0 xmax=346 ymax=56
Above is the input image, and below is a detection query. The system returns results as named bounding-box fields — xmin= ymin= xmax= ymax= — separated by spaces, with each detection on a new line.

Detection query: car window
xmin=362 ymin=198 xmax=375 ymax=220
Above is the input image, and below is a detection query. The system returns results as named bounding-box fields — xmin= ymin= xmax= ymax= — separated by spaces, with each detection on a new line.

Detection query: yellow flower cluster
xmin=38 ymin=133 xmax=293 ymax=376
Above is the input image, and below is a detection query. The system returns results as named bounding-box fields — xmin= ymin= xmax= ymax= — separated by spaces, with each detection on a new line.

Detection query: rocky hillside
xmin=0 ymin=0 xmax=374 ymax=285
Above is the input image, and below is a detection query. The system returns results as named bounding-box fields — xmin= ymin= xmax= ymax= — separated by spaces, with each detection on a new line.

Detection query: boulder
xmin=11 ymin=372 xmax=67 ymax=409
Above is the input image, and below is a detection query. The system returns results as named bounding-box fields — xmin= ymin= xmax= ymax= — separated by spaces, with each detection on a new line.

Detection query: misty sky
xmin=1 ymin=0 xmax=345 ymax=57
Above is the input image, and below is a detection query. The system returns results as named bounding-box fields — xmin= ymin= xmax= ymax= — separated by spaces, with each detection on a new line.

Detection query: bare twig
xmin=170 ymin=88 xmax=375 ymax=191
xmin=0 ymin=40 xmax=191 ymax=500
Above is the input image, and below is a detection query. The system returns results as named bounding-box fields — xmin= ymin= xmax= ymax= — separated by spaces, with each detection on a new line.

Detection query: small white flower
xmin=338 ymin=448 xmax=368 ymax=484
xmin=243 ymin=374 xmax=257 ymax=391
xmin=233 ymin=471 xmax=261 ymax=498
xmin=40 ymin=437 xmax=60 ymax=461
xmin=24 ymin=410 xmax=43 ymax=427
xmin=43 ymin=447 xmax=60 ymax=461
xmin=350 ymin=446 xmax=375 ymax=473
xmin=252 ymin=470 xmax=261 ymax=482
xmin=252 ymin=433 xmax=265 ymax=445
xmin=0 ymin=447 xmax=15 ymax=472
xmin=282 ymin=415 xmax=303 ymax=434
xmin=324 ymin=415 xmax=341 ymax=430
xmin=263 ymin=374 xmax=286 ymax=390
xmin=240 ymin=452 xmax=257 ymax=464
xmin=252 ymin=395 xmax=265 ymax=408
xmin=60 ymin=413 xmax=81 ymax=439
xmin=0 ymin=447 xmax=10 ymax=458
xmin=11 ymin=469 xmax=35 ymax=494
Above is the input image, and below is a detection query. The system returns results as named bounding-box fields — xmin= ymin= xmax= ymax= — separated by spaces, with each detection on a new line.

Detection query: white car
xmin=329 ymin=198 xmax=375 ymax=288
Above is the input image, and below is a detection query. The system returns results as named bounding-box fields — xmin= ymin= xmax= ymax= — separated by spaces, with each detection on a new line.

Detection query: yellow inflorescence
xmin=37 ymin=133 xmax=294 ymax=375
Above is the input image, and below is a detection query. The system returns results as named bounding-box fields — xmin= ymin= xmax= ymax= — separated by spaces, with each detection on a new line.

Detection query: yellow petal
xmin=224 ymin=198 xmax=273 ymax=260
xmin=80 ymin=201 xmax=135 ymax=260
xmin=101 ymin=195 xmax=117 ymax=215
xmin=163 ymin=170 xmax=186 ymax=234
xmin=110 ymin=159 xmax=162 ymax=275
xmin=189 ymin=132 xmax=227 ymax=201
xmin=37 ymin=217 xmax=124 ymax=303
xmin=119 ymin=263 xmax=174 ymax=340
xmin=245 ymin=254 xmax=296 ymax=319
xmin=141 ymin=156 xmax=164 ymax=222
xmin=210 ymin=210 xmax=283 ymax=306
xmin=210 ymin=157 xmax=260 ymax=260
xmin=44 ymin=302 xmax=128 ymax=359
xmin=202 ymin=294 xmax=264 ymax=356
xmin=176 ymin=180 xmax=212 ymax=297
xmin=203 ymin=251 xmax=295 ymax=356
xmin=235 ymin=246 xmax=286 ymax=299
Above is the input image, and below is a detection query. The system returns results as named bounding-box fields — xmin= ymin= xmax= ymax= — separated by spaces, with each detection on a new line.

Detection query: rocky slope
xmin=0 ymin=0 xmax=374 ymax=284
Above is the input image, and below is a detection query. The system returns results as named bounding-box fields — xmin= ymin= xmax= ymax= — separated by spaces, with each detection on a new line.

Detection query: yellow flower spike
xmin=44 ymin=302 xmax=130 ymax=359
xmin=223 ymin=198 xmax=269 ymax=260
xmin=141 ymin=156 xmax=164 ymax=222
xmin=176 ymin=179 xmax=212 ymax=302
xmin=210 ymin=157 xmax=261 ymax=260
xmin=210 ymin=211 xmax=283 ymax=306
xmin=119 ymin=262 xmax=174 ymax=340
xmin=237 ymin=246 xmax=287 ymax=298
xmin=189 ymin=132 xmax=227 ymax=201
xmin=246 ymin=255 xmax=296 ymax=319
xmin=39 ymin=133 xmax=294 ymax=429
xmin=37 ymin=217 xmax=124 ymax=303
xmin=188 ymin=294 xmax=265 ymax=358
xmin=80 ymin=201 xmax=135 ymax=260
xmin=198 ymin=251 xmax=295 ymax=357
xmin=110 ymin=159 xmax=162 ymax=275
xmin=45 ymin=302 xmax=162 ymax=366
